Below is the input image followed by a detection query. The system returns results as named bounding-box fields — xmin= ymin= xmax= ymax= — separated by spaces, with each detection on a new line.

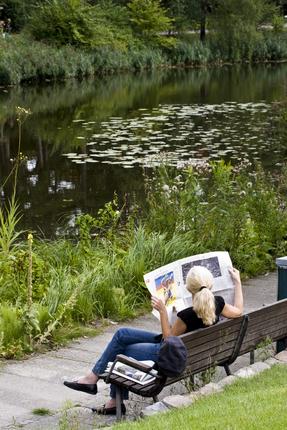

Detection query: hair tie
xmin=199 ymin=286 xmax=207 ymax=291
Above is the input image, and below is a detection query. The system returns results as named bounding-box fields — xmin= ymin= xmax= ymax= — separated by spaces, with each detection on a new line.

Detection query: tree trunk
xmin=200 ymin=15 xmax=206 ymax=41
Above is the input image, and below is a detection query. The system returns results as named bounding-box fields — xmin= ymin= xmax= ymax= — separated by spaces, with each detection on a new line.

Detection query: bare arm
xmin=221 ymin=267 xmax=244 ymax=318
xmin=151 ymin=296 xmax=187 ymax=338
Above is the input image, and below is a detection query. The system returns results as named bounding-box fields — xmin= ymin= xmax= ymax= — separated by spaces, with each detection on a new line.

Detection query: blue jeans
xmin=92 ymin=327 xmax=161 ymax=400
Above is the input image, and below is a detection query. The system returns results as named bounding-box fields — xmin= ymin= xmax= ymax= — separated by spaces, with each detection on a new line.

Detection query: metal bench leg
xmin=115 ymin=386 xmax=122 ymax=421
xmin=224 ymin=364 xmax=231 ymax=376
xmin=250 ymin=350 xmax=255 ymax=364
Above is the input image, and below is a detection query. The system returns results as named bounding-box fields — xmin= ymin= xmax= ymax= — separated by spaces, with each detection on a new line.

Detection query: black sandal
xmin=63 ymin=380 xmax=98 ymax=395
xmin=92 ymin=403 xmax=126 ymax=415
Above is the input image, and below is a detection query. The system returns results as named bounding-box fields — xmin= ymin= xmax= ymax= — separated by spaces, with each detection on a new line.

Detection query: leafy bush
xmin=26 ymin=0 xmax=135 ymax=50
xmin=128 ymin=0 xmax=175 ymax=47
xmin=272 ymin=15 xmax=285 ymax=33
xmin=27 ymin=0 xmax=96 ymax=47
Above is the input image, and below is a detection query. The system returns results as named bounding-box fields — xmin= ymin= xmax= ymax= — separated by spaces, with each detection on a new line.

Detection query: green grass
xmin=114 ymin=364 xmax=287 ymax=430
xmin=32 ymin=408 xmax=53 ymax=416
xmin=50 ymin=323 xmax=105 ymax=347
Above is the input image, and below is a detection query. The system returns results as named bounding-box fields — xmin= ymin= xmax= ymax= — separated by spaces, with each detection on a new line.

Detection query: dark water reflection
xmin=0 ymin=64 xmax=286 ymax=237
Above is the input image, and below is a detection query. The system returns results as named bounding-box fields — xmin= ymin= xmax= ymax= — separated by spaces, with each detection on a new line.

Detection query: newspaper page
xmin=144 ymin=251 xmax=234 ymax=323
xmin=105 ymin=361 xmax=157 ymax=385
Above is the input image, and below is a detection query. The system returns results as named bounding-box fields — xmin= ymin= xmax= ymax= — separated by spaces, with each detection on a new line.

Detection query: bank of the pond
xmin=1 ymin=32 xmax=287 ymax=85
xmin=1 ymin=161 xmax=287 ymax=358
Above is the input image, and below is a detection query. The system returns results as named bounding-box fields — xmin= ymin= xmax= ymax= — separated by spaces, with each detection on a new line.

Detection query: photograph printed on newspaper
xmin=143 ymin=251 xmax=235 ymax=323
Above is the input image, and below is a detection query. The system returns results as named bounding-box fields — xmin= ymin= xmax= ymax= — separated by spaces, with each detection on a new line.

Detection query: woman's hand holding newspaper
xmin=151 ymin=296 xmax=166 ymax=313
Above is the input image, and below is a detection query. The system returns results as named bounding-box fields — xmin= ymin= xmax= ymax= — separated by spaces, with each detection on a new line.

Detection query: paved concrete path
xmin=0 ymin=272 xmax=278 ymax=429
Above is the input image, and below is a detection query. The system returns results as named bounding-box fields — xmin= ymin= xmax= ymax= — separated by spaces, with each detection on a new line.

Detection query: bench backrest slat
xmin=182 ymin=323 xmax=243 ymax=349
xmin=184 ymin=330 xmax=244 ymax=357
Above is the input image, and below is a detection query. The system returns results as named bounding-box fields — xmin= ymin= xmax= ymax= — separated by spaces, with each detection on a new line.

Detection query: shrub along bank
xmin=1 ymin=31 xmax=287 ymax=85
xmin=1 ymin=160 xmax=287 ymax=358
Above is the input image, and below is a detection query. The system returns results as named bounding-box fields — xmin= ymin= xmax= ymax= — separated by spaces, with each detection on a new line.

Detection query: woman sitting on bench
xmin=64 ymin=265 xmax=243 ymax=415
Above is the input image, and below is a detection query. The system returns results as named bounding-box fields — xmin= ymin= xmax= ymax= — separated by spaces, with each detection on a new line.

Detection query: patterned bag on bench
xmin=154 ymin=336 xmax=187 ymax=377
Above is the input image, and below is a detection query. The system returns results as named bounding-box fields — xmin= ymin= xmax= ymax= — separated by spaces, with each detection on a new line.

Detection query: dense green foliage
xmin=0 ymin=0 xmax=286 ymax=84
xmin=113 ymin=365 xmax=287 ymax=430
xmin=1 ymin=159 xmax=287 ymax=357
xmin=27 ymin=0 xmax=98 ymax=47
xmin=27 ymin=0 xmax=136 ymax=50
xmin=127 ymin=0 xmax=174 ymax=47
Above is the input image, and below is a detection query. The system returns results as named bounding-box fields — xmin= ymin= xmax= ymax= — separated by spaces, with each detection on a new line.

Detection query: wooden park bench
xmin=99 ymin=298 xmax=287 ymax=420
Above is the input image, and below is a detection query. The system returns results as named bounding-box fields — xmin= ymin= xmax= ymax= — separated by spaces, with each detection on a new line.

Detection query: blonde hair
xmin=186 ymin=266 xmax=216 ymax=326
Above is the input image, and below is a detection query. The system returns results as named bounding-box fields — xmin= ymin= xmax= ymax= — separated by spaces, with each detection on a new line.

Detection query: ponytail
xmin=186 ymin=266 xmax=216 ymax=326
xmin=192 ymin=288 xmax=216 ymax=326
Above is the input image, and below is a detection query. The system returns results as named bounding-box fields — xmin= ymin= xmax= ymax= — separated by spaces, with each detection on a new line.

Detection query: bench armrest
xmin=115 ymin=354 xmax=155 ymax=372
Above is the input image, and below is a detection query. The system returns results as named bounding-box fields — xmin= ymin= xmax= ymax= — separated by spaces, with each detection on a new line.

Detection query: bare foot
xmin=77 ymin=372 xmax=98 ymax=384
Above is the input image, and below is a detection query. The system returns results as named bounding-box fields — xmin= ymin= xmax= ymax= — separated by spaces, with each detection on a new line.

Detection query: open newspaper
xmin=144 ymin=251 xmax=235 ymax=324
xmin=105 ymin=360 xmax=157 ymax=385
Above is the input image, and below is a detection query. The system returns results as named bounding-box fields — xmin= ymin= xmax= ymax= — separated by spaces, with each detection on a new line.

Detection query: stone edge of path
xmin=140 ymin=351 xmax=287 ymax=417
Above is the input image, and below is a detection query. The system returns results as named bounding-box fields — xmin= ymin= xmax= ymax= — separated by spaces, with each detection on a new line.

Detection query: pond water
xmin=0 ymin=64 xmax=286 ymax=237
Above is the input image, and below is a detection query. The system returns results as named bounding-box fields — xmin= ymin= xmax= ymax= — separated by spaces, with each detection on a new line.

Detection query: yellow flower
xmin=28 ymin=233 xmax=33 ymax=243
xmin=16 ymin=106 xmax=32 ymax=123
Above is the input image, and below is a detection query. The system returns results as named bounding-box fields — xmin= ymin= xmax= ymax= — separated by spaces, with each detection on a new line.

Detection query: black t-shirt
xmin=177 ymin=296 xmax=225 ymax=333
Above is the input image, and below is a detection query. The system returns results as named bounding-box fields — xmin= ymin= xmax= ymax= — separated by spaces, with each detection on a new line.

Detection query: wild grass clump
xmin=167 ymin=39 xmax=215 ymax=66
xmin=252 ymin=32 xmax=287 ymax=61
xmin=0 ymin=35 xmax=168 ymax=85
xmin=0 ymin=35 xmax=97 ymax=85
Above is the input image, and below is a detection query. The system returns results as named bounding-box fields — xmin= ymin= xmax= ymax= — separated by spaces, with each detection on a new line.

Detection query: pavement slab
xmin=0 ymin=271 xmax=279 ymax=429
